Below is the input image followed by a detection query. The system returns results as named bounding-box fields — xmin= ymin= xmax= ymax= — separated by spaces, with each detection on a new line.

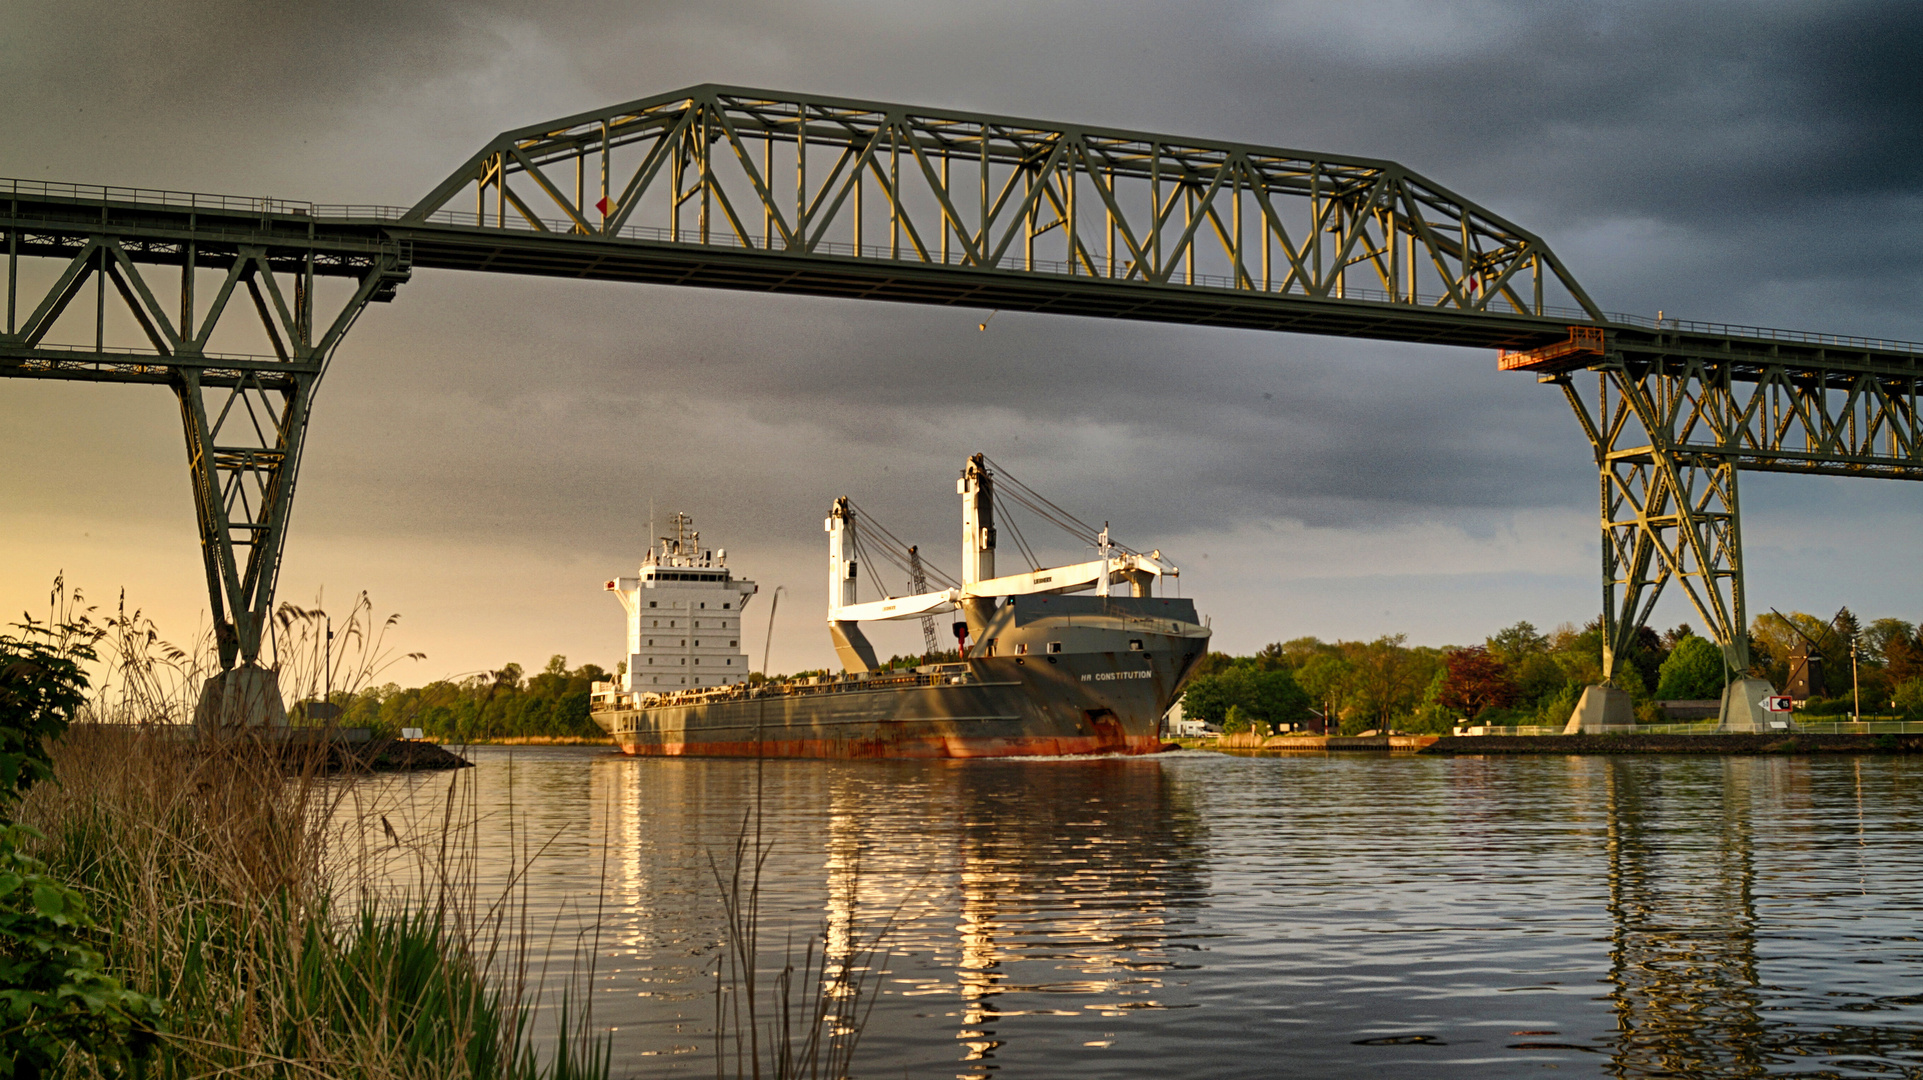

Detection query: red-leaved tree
xmin=1437 ymin=646 xmax=1518 ymax=719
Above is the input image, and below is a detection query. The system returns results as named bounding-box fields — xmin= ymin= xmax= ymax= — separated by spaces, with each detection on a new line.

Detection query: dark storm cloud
xmin=3 ymin=0 xmax=1918 ymax=552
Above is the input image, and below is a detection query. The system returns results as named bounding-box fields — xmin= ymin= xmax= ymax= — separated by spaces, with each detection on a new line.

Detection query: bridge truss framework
xmin=3 ymin=84 xmax=1918 ymax=726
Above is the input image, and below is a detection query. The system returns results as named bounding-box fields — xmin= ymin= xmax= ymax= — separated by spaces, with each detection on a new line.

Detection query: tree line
xmin=1177 ymin=607 xmax=1923 ymax=735
xmin=315 ymin=648 xmax=967 ymax=741
xmin=317 ymin=655 xmax=611 ymax=741
xmin=308 ymin=607 xmax=1923 ymax=741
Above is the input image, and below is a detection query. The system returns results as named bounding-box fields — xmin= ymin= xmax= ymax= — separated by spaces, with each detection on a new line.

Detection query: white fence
xmin=1496 ymin=719 xmax=1923 ymax=737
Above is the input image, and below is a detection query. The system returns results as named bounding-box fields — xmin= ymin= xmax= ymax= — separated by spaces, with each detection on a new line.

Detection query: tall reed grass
xmin=708 ymin=788 xmax=897 ymax=1080
xmin=18 ymin=579 xmax=895 ymax=1079
xmin=23 ymin=724 xmax=604 ymax=1079
xmin=12 ymin=582 xmax=606 ymax=1079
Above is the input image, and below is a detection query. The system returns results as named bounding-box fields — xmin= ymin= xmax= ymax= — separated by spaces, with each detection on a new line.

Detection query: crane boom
xmin=908 ymin=545 xmax=939 ymax=657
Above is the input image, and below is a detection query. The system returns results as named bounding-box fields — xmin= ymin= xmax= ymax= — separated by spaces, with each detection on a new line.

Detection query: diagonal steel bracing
xmin=397 ymin=84 xmax=1604 ymax=347
xmin=1 ymin=186 xmax=408 ymax=669
xmin=1510 ymin=324 xmax=1923 ymax=687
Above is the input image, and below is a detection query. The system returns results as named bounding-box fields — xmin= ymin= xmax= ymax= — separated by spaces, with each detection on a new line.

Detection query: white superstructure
xmin=605 ymin=512 xmax=757 ymax=693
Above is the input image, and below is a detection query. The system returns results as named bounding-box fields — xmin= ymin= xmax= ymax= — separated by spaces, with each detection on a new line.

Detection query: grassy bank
xmin=18 ymin=723 xmax=609 ymax=1079
xmin=1 ymin=584 xmax=608 ymax=1079
xmin=6 ymin=581 xmax=895 ymax=1079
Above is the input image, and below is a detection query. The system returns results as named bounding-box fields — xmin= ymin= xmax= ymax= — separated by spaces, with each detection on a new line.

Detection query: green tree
xmin=1511 ymin=652 xmax=1570 ymax=709
xmin=1185 ymin=652 xmax=1238 ymax=682
xmin=1656 ymin=635 xmax=1726 ymax=699
xmin=1294 ymin=653 xmax=1353 ymax=724
xmin=1834 ymin=607 xmax=1863 ymax=653
xmin=1346 ymin=635 xmax=1434 ymax=732
xmin=1179 ymin=660 xmax=1311 ymax=729
xmin=1486 ymin=621 xmax=1548 ymax=664
xmin=1865 ymin=618 xmax=1916 ymax=666
xmin=1275 ymin=637 xmax=1338 ymax=669
xmin=1251 ymin=643 xmax=1291 ymax=670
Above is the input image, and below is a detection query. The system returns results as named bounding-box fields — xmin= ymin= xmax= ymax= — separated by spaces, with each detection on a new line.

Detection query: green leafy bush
xmin=1 ymin=613 xmax=160 ymax=1078
xmin=0 ymin=624 xmax=90 ymax=800
xmin=0 ymin=824 xmax=160 ymax=1079
xmin=1799 ymin=696 xmax=1855 ymax=716
xmin=1221 ymin=704 xmax=1266 ymax=737
xmin=1893 ymin=678 xmax=1923 ymax=717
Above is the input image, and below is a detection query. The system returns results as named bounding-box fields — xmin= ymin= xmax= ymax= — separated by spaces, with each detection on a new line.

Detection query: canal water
xmin=348 ymin=748 xmax=1923 ymax=1078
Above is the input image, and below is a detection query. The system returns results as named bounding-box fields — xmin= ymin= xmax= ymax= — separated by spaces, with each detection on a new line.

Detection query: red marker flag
xmin=595 ymin=196 xmax=612 ymax=216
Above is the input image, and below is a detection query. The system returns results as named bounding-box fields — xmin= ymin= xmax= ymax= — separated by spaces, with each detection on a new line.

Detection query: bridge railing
xmin=1601 ymin=311 xmax=1923 ymax=355
xmin=2 ymin=177 xmax=317 ymax=217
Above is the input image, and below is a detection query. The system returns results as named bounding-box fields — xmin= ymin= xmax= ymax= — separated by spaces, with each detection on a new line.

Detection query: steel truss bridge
xmin=3 ymin=84 xmax=1918 ymax=718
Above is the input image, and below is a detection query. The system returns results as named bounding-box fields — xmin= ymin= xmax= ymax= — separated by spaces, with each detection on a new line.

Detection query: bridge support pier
xmin=0 ymin=211 xmax=407 ymax=724
xmin=1555 ymin=361 xmax=1757 ymax=731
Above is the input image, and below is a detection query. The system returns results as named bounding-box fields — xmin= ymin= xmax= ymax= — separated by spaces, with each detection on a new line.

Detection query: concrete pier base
xmin=193 ymin=664 xmax=288 ymax=731
xmin=1718 ymin=677 xmax=1779 ymax=733
xmin=1564 ymin=684 xmax=1635 ymax=733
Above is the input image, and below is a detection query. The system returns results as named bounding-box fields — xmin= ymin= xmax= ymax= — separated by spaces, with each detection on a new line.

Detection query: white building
xmin=606 ymin=513 xmax=757 ymax=693
xmin=1164 ymin=699 xmax=1215 ymax=738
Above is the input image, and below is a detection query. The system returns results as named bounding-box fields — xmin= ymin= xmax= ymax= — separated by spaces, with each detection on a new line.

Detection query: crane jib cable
xmin=845 ymin=499 xmax=960 ymax=593
xmin=991 ymin=489 xmax=1043 ymax=571
xmin=981 ymin=455 xmax=1145 ymax=556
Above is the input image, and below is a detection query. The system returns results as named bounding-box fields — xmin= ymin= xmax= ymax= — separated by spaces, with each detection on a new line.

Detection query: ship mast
xmin=824 ymin=497 xmax=881 ymax=673
xmin=959 ymin=453 xmax=997 ymax=641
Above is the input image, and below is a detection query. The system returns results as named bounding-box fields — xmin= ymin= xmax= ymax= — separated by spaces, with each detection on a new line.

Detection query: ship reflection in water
xmin=359 ymin=750 xmax=1923 ymax=1078
xmin=588 ymin=752 xmax=1211 ymax=1076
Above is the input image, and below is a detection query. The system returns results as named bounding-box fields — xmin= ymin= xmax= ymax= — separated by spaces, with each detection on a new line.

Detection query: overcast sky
xmin=5 ymin=1 xmax=1921 ymax=683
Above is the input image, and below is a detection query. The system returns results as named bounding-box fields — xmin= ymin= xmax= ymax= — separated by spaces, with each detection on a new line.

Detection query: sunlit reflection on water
xmin=346 ymin=749 xmax=1923 ymax=1078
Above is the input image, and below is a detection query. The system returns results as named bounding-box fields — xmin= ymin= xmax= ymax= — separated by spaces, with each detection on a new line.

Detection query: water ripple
xmin=346 ymin=750 xmax=1923 ymax=1078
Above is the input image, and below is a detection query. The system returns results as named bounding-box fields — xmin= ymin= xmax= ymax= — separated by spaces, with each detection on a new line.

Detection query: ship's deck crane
xmin=907 ymin=545 xmax=939 ymax=658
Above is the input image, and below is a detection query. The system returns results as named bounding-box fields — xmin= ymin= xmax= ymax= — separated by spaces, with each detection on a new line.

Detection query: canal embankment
xmin=1425 ymin=732 xmax=1923 ymax=754
xmin=1196 ymin=732 xmax=1442 ymax=751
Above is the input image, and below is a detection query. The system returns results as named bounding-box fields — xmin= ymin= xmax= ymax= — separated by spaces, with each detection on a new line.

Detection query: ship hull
xmin=595 ymin=644 xmax=1202 ymax=759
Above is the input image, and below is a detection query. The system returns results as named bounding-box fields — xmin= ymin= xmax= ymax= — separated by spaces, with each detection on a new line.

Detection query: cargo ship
xmin=590 ymin=455 xmax=1210 ymax=758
